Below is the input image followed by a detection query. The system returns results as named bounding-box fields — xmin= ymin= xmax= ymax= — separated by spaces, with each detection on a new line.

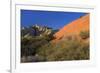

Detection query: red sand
xmin=53 ymin=14 xmax=89 ymax=42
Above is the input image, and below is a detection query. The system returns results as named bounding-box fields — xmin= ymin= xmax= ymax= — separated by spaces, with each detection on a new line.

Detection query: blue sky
xmin=21 ymin=10 xmax=87 ymax=29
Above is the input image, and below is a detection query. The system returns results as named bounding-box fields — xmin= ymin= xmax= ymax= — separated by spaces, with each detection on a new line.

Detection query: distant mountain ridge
xmin=21 ymin=24 xmax=58 ymax=38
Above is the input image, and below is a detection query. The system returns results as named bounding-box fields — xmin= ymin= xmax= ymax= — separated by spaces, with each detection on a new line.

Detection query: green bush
xmin=21 ymin=36 xmax=48 ymax=57
xmin=79 ymin=31 xmax=89 ymax=39
xmin=37 ymin=37 xmax=89 ymax=61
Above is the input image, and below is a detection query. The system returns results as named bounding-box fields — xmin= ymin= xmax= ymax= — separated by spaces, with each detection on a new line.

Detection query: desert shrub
xmin=37 ymin=36 xmax=89 ymax=61
xmin=21 ymin=25 xmax=59 ymax=62
xmin=79 ymin=31 xmax=89 ymax=39
xmin=21 ymin=36 xmax=49 ymax=57
xmin=21 ymin=28 xmax=90 ymax=62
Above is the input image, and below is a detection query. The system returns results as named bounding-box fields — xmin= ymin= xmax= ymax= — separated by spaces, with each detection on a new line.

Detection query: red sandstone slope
xmin=53 ymin=14 xmax=89 ymax=41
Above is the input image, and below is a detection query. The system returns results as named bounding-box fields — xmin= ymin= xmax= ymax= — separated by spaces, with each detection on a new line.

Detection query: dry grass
xmin=37 ymin=35 xmax=89 ymax=61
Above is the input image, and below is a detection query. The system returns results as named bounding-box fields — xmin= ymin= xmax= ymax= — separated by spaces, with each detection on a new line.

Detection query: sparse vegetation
xmin=21 ymin=25 xmax=57 ymax=62
xmin=21 ymin=25 xmax=90 ymax=62
xmin=79 ymin=30 xmax=89 ymax=39
xmin=37 ymin=36 xmax=89 ymax=61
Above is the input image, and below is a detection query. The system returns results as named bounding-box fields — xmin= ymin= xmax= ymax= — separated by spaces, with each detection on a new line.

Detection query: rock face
xmin=21 ymin=24 xmax=52 ymax=37
xmin=53 ymin=14 xmax=89 ymax=41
